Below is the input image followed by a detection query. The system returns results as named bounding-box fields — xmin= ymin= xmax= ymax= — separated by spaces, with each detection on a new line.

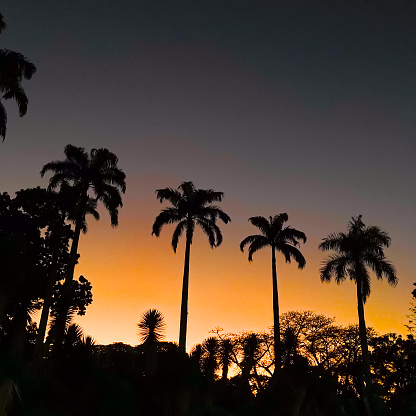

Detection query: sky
xmin=1 ymin=0 xmax=415 ymax=350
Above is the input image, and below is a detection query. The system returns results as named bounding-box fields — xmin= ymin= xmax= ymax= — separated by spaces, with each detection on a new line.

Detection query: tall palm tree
xmin=319 ymin=215 xmax=397 ymax=414
xmin=0 ymin=13 xmax=36 ymax=140
xmin=240 ymin=213 xmax=306 ymax=370
xmin=152 ymin=181 xmax=231 ymax=353
xmin=41 ymin=144 xmax=126 ymax=350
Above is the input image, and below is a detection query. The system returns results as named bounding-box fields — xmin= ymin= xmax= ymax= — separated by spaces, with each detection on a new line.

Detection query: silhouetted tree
xmin=152 ymin=181 xmax=231 ymax=352
xmin=0 ymin=13 xmax=36 ymax=140
xmin=240 ymin=213 xmax=306 ymax=370
xmin=0 ymin=192 xmax=45 ymax=355
xmin=137 ymin=309 xmax=166 ymax=345
xmin=201 ymin=337 xmax=219 ymax=380
xmin=319 ymin=215 xmax=397 ymax=415
xmin=12 ymin=187 xmax=75 ymax=360
xmin=41 ymin=144 xmax=126 ymax=351
xmin=219 ymin=338 xmax=234 ymax=382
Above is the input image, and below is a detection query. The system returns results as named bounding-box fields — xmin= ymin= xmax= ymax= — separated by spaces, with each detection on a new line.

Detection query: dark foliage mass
xmin=0 ymin=145 xmax=412 ymax=416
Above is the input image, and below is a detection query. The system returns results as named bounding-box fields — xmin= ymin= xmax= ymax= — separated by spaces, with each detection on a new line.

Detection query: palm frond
xmin=278 ymin=244 xmax=306 ymax=269
xmin=155 ymin=187 xmax=182 ymax=205
xmin=2 ymin=86 xmax=28 ymax=116
xmin=248 ymin=216 xmax=270 ymax=236
xmin=279 ymin=226 xmax=307 ymax=245
xmin=240 ymin=234 xmax=267 ymax=252
xmin=196 ymin=218 xmax=223 ymax=248
xmin=318 ymin=233 xmax=346 ymax=252
xmin=0 ymin=99 xmax=6 ymax=140
xmin=171 ymin=220 xmax=187 ymax=252
xmin=365 ymin=254 xmax=397 ymax=286
xmin=0 ymin=13 xmax=6 ymax=34
xmin=320 ymin=254 xmax=349 ymax=284
xmin=247 ymin=237 xmax=270 ymax=262
xmin=152 ymin=208 xmax=183 ymax=236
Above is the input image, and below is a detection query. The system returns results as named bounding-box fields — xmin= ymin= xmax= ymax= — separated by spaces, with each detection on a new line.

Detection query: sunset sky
xmin=1 ymin=0 xmax=415 ymax=350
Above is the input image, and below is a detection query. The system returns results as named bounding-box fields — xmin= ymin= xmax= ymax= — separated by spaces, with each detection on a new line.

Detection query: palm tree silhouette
xmin=137 ymin=309 xmax=166 ymax=345
xmin=319 ymin=215 xmax=397 ymax=414
xmin=152 ymin=181 xmax=231 ymax=352
xmin=240 ymin=213 xmax=306 ymax=370
xmin=41 ymin=144 xmax=126 ymax=350
xmin=0 ymin=13 xmax=36 ymax=140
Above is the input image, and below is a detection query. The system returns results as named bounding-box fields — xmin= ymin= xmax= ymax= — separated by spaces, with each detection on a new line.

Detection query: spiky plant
xmin=137 ymin=309 xmax=166 ymax=345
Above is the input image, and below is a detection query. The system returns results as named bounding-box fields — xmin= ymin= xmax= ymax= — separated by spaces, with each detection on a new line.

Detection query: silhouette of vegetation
xmin=319 ymin=215 xmax=397 ymax=416
xmin=0 ymin=12 xmax=36 ymax=140
xmin=1 ymin=151 xmax=412 ymax=415
xmin=137 ymin=308 xmax=166 ymax=345
xmin=152 ymin=181 xmax=231 ymax=352
xmin=240 ymin=213 xmax=306 ymax=370
xmin=406 ymin=283 xmax=416 ymax=335
xmin=41 ymin=144 xmax=126 ymax=353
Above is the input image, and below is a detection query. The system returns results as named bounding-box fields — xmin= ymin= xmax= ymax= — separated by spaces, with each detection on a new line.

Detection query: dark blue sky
xmin=1 ymin=0 xmax=415 ymax=343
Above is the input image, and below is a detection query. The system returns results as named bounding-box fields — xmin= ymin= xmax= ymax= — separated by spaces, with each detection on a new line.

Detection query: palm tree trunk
xmin=179 ymin=226 xmax=192 ymax=353
xmin=33 ymin=222 xmax=63 ymax=360
xmin=271 ymin=246 xmax=281 ymax=370
xmin=356 ymin=278 xmax=372 ymax=416
xmin=52 ymin=218 xmax=83 ymax=353
xmin=33 ymin=250 xmax=59 ymax=359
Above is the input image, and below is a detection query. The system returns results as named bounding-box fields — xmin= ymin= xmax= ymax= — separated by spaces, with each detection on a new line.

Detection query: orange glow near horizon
xmin=71 ymin=184 xmax=412 ymax=351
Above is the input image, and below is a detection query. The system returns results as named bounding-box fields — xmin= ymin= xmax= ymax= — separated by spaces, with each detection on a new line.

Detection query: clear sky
xmin=1 ymin=0 xmax=415 ymax=350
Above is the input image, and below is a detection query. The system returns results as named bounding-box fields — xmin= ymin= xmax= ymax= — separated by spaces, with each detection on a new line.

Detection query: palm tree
xmin=152 ymin=181 xmax=231 ymax=353
xmin=240 ymin=213 xmax=306 ymax=370
xmin=41 ymin=144 xmax=126 ymax=350
xmin=0 ymin=13 xmax=36 ymax=140
xmin=319 ymin=215 xmax=397 ymax=414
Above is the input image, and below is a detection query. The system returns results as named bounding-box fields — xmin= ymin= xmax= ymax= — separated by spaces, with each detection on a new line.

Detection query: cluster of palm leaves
xmin=0 ymin=13 xmax=36 ymax=140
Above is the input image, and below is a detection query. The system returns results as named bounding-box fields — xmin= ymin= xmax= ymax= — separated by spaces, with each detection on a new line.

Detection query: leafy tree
xmin=240 ymin=213 xmax=306 ymax=370
xmin=41 ymin=144 xmax=126 ymax=351
xmin=0 ymin=13 xmax=36 ymax=140
xmin=0 ymin=192 xmax=45 ymax=354
xmin=371 ymin=333 xmax=416 ymax=406
xmin=319 ymin=215 xmax=397 ymax=415
xmin=152 ymin=181 xmax=231 ymax=352
xmin=12 ymin=187 xmax=73 ymax=360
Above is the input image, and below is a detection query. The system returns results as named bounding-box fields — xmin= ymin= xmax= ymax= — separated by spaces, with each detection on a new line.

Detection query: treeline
xmin=1 ymin=144 xmax=414 ymax=416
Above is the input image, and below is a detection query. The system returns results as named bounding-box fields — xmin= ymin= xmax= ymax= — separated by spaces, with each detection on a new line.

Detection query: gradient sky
xmin=1 ymin=0 xmax=415 ymax=350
